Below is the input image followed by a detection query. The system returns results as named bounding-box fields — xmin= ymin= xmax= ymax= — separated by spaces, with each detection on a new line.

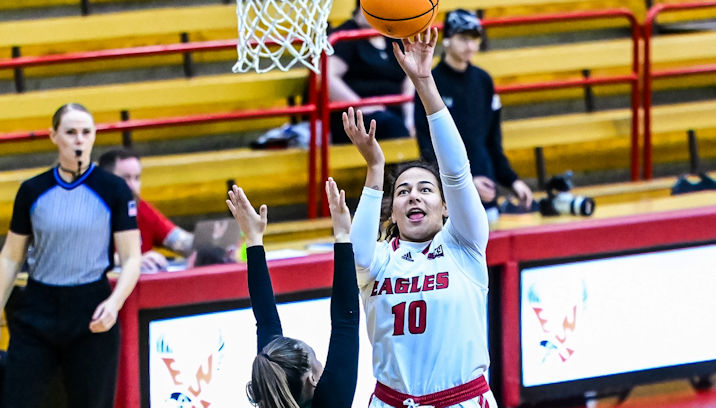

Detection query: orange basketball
xmin=360 ymin=0 xmax=439 ymax=39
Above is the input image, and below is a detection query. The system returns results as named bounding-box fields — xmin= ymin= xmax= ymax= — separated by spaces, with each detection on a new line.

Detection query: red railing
xmin=0 ymin=38 xmax=324 ymax=217
xmin=320 ymin=9 xmax=642 ymax=217
xmin=0 ymin=9 xmax=641 ymax=217
xmin=642 ymin=0 xmax=716 ymax=179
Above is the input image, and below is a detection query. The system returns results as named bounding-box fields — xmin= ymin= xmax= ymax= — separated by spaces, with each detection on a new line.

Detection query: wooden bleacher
xmin=0 ymin=0 xmax=648 ymax=83
xmin=3 ymin=29 xmax=715 ymax=157
xmin=261 ymin=181 xmax=716 ymax=251
xmin=0 ymin=138 xmax=420 ymax=237
xmin=0 ymin=70 xmax=309 ymax=155
xmin=0 ymin=0 xmax=714 ymax=232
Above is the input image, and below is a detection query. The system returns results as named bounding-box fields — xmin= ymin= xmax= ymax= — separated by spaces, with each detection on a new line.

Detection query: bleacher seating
xmin=0 ymin=0 xmax=714 ymax=234
xmin=0 ymin=70 xmax=309 ymax=155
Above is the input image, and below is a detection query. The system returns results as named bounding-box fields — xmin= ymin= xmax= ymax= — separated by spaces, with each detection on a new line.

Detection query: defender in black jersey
xmin=0 ymin=103 xmax=141 ymax=408
xmin=226 ymin=179 xmax=359 ymax=408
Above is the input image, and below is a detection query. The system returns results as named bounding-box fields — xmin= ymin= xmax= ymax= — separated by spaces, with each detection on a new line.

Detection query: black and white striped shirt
xmin=10 ymin=164 xmax=137 ymax=285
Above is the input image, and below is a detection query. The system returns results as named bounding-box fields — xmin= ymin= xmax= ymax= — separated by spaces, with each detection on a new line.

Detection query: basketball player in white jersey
xmin=343 ymin=27 xmax=496 ymax=408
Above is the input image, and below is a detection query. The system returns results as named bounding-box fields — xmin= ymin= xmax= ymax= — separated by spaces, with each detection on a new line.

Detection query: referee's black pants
xmin=2 ymin=276 xmax=120 ymax=408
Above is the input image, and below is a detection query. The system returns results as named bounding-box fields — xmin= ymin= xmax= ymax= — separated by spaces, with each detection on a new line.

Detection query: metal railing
xmin=0 ymin=9 xmax=646 ymax=217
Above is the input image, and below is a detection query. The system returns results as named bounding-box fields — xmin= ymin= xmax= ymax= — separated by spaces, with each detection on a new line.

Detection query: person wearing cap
xmin=414 ymin=9 xmax=533 ymax=221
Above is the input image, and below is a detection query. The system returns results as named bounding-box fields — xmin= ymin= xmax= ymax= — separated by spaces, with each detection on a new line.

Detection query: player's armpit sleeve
xmin=350 ymin=187 xmax=383 ymax=278
xmin=247 ymin=245 xmax=283 ymax=353
xmin=428 ymin=108 xmax=489 ymax=251
xmin=313 ymin=242 xmax=359 ymax=408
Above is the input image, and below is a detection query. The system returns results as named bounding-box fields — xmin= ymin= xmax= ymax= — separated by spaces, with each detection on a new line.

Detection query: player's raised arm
xmin=393 ymin=27 xmax=489 ymax=250
xmin=226 ymin=185 xmax=281 ymax=351
xmin=343 ymin=107 xmax=384 ymax=272
xmin=314 ymin=178 xmax=360 ymax=408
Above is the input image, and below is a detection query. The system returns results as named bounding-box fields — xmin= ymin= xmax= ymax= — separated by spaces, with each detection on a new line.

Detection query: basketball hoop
xmin=233 ymin=0 xmax=334 ymax=74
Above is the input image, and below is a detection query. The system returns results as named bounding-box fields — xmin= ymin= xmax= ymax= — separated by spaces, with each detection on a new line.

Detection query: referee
xmin=0 ymin=103 xmax=141 ymax=408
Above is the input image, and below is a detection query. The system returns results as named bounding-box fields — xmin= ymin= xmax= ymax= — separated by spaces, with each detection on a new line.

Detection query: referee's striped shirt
xmin=9 ymin=164 xmax=137 ymax=286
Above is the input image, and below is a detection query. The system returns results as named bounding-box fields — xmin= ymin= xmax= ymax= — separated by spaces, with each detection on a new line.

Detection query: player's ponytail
xmin=247 ymin=337 xmax=312 ymax=408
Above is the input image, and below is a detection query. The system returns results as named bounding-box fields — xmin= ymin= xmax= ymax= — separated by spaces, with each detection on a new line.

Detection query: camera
xmin=538 ymin=172 xmax=595 ymax=216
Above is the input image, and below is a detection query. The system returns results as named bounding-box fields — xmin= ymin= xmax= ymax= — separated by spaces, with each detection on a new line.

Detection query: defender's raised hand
xmin=325 ymin=177 xmax=351 ymax=243
xmin=342 ymin=107 xmax=385 ymax=169
xmin=226 ymin=185 xmax=267 ymax=247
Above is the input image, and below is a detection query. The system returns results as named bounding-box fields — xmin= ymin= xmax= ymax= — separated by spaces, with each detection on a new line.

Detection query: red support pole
xmin=629 ymin=12 xmax=641 ymax=181
xmin=501 ymin=261 xmax=521 ymax=408
xmin=641 ymin=1 xmax=716 ymax=180
xmin=307 ymin=70 xmax=319 ymax=219
xmin=642 ymin=8 xmax=658 ymax=180
xmin=320 ymin=48 xmax=332 ymax=219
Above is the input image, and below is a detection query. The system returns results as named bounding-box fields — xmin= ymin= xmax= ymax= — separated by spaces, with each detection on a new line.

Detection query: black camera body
xmin=539 ymin=172 xmax=595 ymax=217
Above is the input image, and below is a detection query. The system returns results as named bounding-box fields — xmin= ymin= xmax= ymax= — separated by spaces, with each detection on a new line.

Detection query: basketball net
xmin=233 ymin=0 xmax=334 ymax=74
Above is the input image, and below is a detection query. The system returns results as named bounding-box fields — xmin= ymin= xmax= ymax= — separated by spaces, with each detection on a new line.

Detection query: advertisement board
xmin=520 ymin=243 xmax=716 ymax=400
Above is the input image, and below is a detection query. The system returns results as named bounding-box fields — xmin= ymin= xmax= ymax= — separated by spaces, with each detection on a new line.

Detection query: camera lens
xmin=573 ymin=196 xmax=595 ymax=216
xmin=553 ymin=193 xmax=595 ymax=216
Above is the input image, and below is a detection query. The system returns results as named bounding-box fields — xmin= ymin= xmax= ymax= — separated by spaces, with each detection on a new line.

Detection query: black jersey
xmin=247 ymin=244 xmax=359 ymax=408
xmin=9 ymin=164 xmax=137 ymax=285
xmin=415 ymin=60 xmax=519 ymax=187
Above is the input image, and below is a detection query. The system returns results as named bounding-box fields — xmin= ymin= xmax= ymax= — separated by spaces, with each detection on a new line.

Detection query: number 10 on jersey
xmin=392 ymin=300 xmax=427 ymax=335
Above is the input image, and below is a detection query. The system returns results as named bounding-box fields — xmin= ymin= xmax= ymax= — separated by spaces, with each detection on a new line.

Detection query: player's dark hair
xmin=51 ymin=103 xmax=91 ymax=130
xmin=98 ymin=148 xmax=142 ymax=172
xmin=381 ymin=161 xmax=445 ymax=241
xmin=247 ymin=337 xmax=312 ymax=408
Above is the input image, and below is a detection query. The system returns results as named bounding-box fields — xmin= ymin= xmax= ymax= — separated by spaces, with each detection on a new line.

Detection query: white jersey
xmin=351 ymin=108 xmax=492 ymax=404
xmin=358 ymin=221 xmax=489 ymax=397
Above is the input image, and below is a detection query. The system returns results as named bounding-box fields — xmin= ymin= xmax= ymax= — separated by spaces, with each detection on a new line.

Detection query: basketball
xmin=360 ymin=0 xmax=439 ymax=39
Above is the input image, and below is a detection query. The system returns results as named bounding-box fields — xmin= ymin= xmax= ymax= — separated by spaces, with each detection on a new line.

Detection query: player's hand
xmin=325 ymin=177 xmax=351 ymax=242
xmin=140 ymin=250 xmax=168 ymax=274
xmin=226 ymin=185 xmax=267 ymax=247
xmin=393 ymin=27 xmax=438 ymax=81
xmin=511 ymin=179 xmax=533 ymax=209
xmin=342 ymin=106 xmax=385 ymax=168
xmin=473 ymin=176 xmax=497 ymax=203
xmin=89 ymin=297 xmax=120 ymax=333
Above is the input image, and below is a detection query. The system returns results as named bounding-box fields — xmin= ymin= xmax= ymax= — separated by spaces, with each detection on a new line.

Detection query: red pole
xmin=307 ymin=70 xmax=319 ymax=219
xmin=642 ymin=6 xmax=659 ymax=180
xmin=641 ymin=1 xmax=716 ymax=180
xmin=320 ymin=48 xmax=332 ymax=218
xmin=629 ymin=12 xmax=641 ymax=181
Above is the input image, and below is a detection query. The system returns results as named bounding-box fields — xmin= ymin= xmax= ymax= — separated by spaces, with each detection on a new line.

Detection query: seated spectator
xmin=98 ymin=149 xmax=194 ymax=273
xmin=327 ymin=1 xmax=414 ymax=143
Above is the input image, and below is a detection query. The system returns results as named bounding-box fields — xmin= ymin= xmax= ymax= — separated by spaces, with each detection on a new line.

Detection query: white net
xmin=233 ymin=0 xmax=334 ymax=74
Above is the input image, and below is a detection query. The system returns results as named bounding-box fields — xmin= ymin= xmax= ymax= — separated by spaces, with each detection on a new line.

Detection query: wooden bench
xmin=0 ymin=0 xmax=647 ymax=82
xmin=0 ymin=70 xmax=309 ymax=155
xmin=2 ymin=98 xmax=715 ymax=237
xmin=0 ymin=33 xmax=676 ymax=154
xmin=0 ymin=137 xmax=419 ymax=236
xmin=503 ymin=99 xmax=716 ymax=177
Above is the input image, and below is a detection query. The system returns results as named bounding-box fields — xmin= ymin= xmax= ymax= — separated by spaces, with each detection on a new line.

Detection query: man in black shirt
xmin=414 ymin=9 xmax=532 ymax=220
xmin=327 ymin=3 xmax=414 ymax=144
